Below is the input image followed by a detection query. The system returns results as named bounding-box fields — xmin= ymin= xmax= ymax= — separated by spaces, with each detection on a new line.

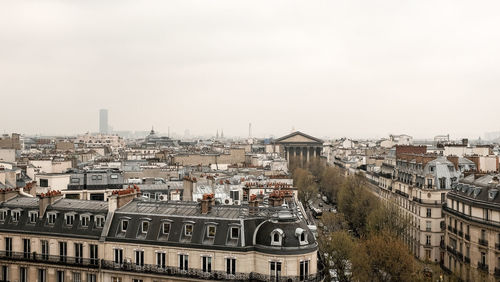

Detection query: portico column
xmin=286 ymin=146 xmax=290 ymax=160
xmin=306 ymin=146 xmax=310 ymax=162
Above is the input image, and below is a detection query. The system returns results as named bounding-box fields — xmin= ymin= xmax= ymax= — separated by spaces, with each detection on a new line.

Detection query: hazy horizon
xmin=1 ymin=1 xmax=500 ymax=139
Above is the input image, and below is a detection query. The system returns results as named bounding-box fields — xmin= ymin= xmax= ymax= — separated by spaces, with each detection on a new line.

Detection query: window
xmin=135 ymin=250 xmax=144 ymax=267
xmin=226 ymin=258 xmax=236 ymax=275
xmin=65 ymin=214 xmax=75 ymax=225
xmin=90 ymin=244 xmax=98 ymax=265
xmin=23 ymin=238 xmax=31 ymax=259
xmin=271 ymin=229 xmax=283 ymax=246
xmin=300 ymin=260 xmax=310 ymax=281
xmin=270 ymin=261 xmax=282 ymax=281
xmin=28 ymin=211 xmax=38 ymax=223
xmin=95 ymin=215 xmax=105 ymax=228
xmin=40 ymin=179 xmax=49 ymax=187
xmin=91 ymin=175 xmax=97 ymax=180
xmin=207 ymin=226 xmax=216 ymax=238
xmin=426 ymin=235 xmax=431 ymax=245
xmin=231 ymin=227 xmax=239 ymax=240
xmin=202 ymin=256 xmax=212 ymax=273
xmin=12 ymin=210 xmax=20 ymax=222
xmin=114 ymin=248 xmax=123 ymax=265
xmin=110 ymin=174 xmax=118 ymax=179
xmin=162 ymin=223 xmax=170 ymax=235
xmin=71 ymin=178 xmax=80 ymax=183
xmin=41 ymin=240 xmax=49 ymax=260
xmin=0 ymin=210 xmax=7 ymax=221
xmin=185 ymin=224 xmax=193 ymax=236
xmin=80 ymin=215 xmax=89 ymax=227
xmin=59 ymin=242 xmax=67 ymax=262
xmin=5 ymin=237 xmax=12 ymax=257
xmin=484 ymin=209 xmax=490 ymax=221
xmin=426 ymin=208 xmax=431 ymax=218
xmin=141 ymin=221 xmax=149 ymax=234
xmin=73 ymin=272 xmax=81 ymax=282
xmin=156 ymin=252 xmax=166 ymax=268
xmin=121 ymin=219 xmax=128 ymax=232
xmin=38 ymin=269 xmax=47 ymax=282
xmin=425 ymin=250 xmax=431 ymax=260
xmin=1 ymin=266 xmax=7 ymax=282
xmin=20 ymin=267 xmax=28 ymax=282
xmin=179 ymin=254 xmax=189 ymax=271
xmin=87 ymin=274 xmax=96 ymax=282
xmin=48 ymin=212 xmax=57 ymax=224
xmin=426 ymin=221 xmax=432 ymax=232
xmin=56 ymin=271 xmax=65 ymax=282
xmin=132 ymin=280 xmax=143 ymax=282
xmin=97 ymin=175 xmax=102 ymax=180
xmin=74 ymin=243 xmax=83 ymax=264
xmin=481 ymin=229 xmax=486 ymax=240
xmin=111 ymin=278 xmax=122 ymax=282
xmin=481 ymin=252 xmax=486 ymax=265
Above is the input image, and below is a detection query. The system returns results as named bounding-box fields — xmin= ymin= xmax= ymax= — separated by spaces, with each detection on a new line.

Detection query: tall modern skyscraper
xmin=99 ymin=109 xmax=108 ymax=134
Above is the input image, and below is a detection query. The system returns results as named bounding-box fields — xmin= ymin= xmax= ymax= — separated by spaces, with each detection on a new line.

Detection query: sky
xmin=1 ymin=0 xmax=500 ymax=140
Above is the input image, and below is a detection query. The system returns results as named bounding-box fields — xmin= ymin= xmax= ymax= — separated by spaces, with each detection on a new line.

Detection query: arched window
xmin=271 ymin=229 xmax=284 ymax=246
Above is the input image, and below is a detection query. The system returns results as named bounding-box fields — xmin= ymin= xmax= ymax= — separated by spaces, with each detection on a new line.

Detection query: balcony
xmin=477 ymin=262 xmax=489 ymax=272
xmin=447 ymin=225 xmax=452 ymax=232
xmin=479 ymin=239 xmax=489 ymax=247
xmin=465 ymin=234 xmax=470 ymax=241
xmin=458 ymin=230 xmax=463 ymax=237
xmin=452 ymin=228 xmax=457 ymax=234
xmin=0 ymin=251 xmax=324 ymax=281
xmin=0 ymin=251 xmax=99 ymax=268
xmin=100 ymin=260 xmax=324 ymax=281
xmin=456 ymin=252 xmax=463 ymax=260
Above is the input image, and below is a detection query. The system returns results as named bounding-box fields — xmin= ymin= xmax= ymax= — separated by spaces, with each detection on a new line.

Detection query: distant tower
xmin=249 ymin=123 xmax=252 ymax=138
xmin=221 ymin=129 xmax=224 ymax=139
xmin=99 ymin=109 xmax=108 ymax=134
xmin=216 ymin=130 xmax=219 ymax=139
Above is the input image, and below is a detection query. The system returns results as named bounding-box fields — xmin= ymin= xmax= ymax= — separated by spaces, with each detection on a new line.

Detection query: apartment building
xmin=442 ymin=174 xmax=500 ymax=281
xmin=375 ymin=146 xmax=461 ymax=263
xmin=0 ymin=187 xmax=320 ymax=282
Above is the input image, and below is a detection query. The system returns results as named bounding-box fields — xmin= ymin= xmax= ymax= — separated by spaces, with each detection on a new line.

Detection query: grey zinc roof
xmin=51 ymin=198 xmax=108 ymax=212
xmin=116 ymin=200 xmax=247 ymax=219
xmin=3 ymin=196 xmax=39 ymax=209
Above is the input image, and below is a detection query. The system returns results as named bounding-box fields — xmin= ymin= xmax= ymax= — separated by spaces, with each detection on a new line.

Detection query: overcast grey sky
xmin=1 ymin=0 xmax=499 ymax=139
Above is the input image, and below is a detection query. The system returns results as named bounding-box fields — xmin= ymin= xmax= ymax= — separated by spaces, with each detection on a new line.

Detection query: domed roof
xmin=253 ymin=218 xmax=317 ymax=254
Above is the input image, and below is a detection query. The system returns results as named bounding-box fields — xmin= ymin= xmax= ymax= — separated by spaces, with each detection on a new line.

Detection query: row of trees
xmin=292 ymin=158 xmax=421 ymax=282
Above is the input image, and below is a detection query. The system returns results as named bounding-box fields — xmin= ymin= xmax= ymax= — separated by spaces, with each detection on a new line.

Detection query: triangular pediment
xmin=276 ymin=131 xmax=323 ymax=144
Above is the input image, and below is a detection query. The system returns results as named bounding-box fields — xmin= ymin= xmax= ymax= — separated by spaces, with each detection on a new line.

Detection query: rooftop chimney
xmin=249 ymin=194 xmax=259 ymax=215
xmin=108 ymin=185 xmax=140 ymax=212
xmin=183 ymin=176 xmax=197 ymax=201
xmin=39 ymin=190 xmax=63 ymax=218
xmin=200 ymin=193 xmax=215 ymax=214
xmin=0 ymin=188 xmax=21 ymax=203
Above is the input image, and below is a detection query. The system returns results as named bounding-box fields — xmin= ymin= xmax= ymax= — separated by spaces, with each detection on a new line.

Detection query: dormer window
xmin=271 ymin=228 xmax=284 ymax=246
xmin=110 ymin=174 xmax=118 ymax=179
xmin=0 ymin=209 xmax=7 ymax=221
xmin=29 ymin=211 xmax=38 ymax=223
xmin=162 ymin=222 xmax=171 ymax=235
xmin=296 ymin=228 xmax=308 ymax=245
xmin=230 ymin=227 xmax=239 ymax=240
xmin=185 ymin=224 xmax=193 ymax=236
xmin=48 ymin=212 xmax=57 ymax=224
xmin=121 ymin=219 xmax=129 ymax=232
xmin=95 ymin=215 xmax=105 ymax=228
xmin=80 ymin=215 xmax=90 ymax=227
xmin=207 ymin=226 xmax=216 ymax=238
xmin=141 ymin=221 xmax=149 ymax=234
xmin=489 ymin=189 xmax=498 ymax=200
xmin=65 ymin=214 xmax=75 ymax=225
xmin=12 ymin=210 xmax=21 ymax=222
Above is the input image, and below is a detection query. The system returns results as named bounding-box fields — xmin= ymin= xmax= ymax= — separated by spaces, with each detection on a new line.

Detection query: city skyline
xmin=2 ymin=1 xmax=500 ymax=138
